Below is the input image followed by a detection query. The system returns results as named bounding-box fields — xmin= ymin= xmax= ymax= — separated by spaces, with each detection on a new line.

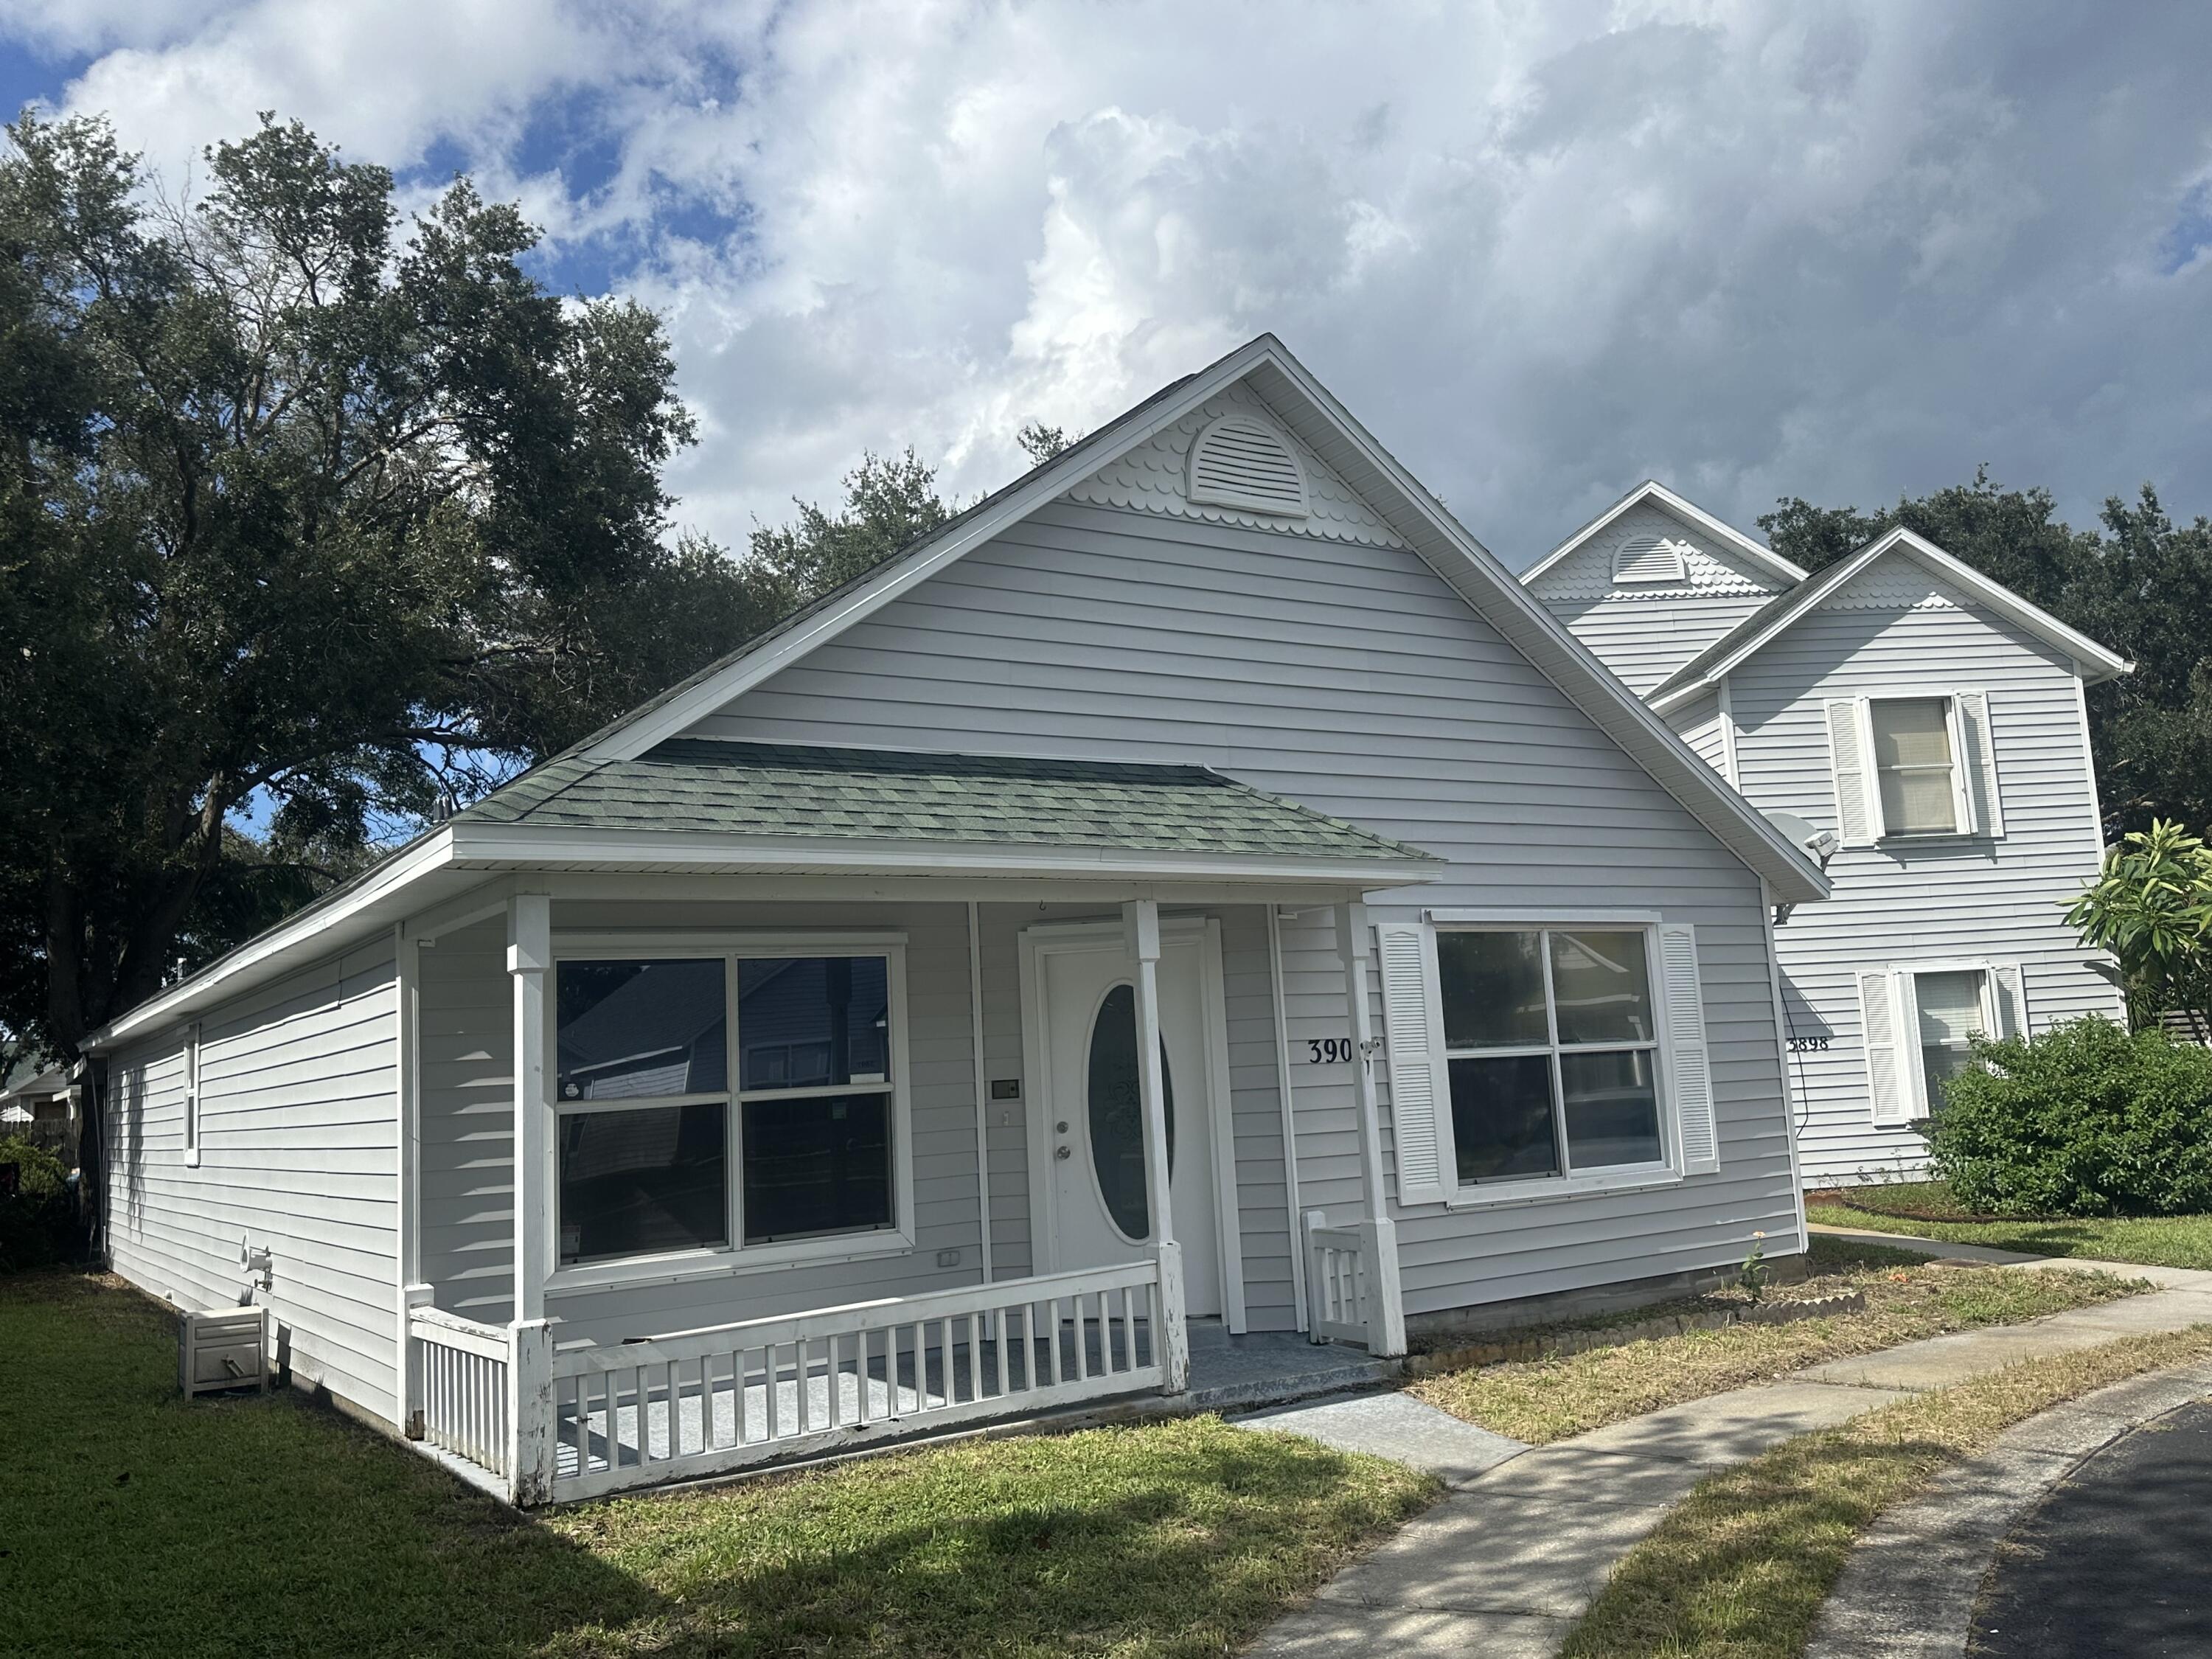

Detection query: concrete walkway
xmin=1236 ymin=1252 xmax=2212 ymax=1658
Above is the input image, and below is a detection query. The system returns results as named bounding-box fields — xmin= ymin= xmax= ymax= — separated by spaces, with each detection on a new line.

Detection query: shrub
xmin=0 ymin=1135 xmax=75 ymax=1270
xmin=1927 ymin=1015 xmax=2212 ymax=1217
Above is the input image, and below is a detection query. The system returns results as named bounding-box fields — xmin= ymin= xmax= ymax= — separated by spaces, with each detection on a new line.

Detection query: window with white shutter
xmin=1376 ymin=923 xmax=1449 ymax=1207
xmin=1827 ymin=700 xmax=1874 ymax=846
xmin=1397 ymin=917 xmax=1714 ymax=1202
xmin=1837 ymin=692 xmax=2003 ymax=843
xmin=1865 ymin=962 xmax=2021 ymax=1124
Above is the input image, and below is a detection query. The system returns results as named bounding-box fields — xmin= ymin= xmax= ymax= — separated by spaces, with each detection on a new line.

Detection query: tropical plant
xmin=2064 ymin=818 xmax=2212 ymax=1030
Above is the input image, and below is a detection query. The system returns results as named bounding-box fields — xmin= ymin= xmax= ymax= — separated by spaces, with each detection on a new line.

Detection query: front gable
xmin=1531 ymin=500 xmax=1787 ymax=605
xmin=1812 ymin=545 xmax=1978 ymax=614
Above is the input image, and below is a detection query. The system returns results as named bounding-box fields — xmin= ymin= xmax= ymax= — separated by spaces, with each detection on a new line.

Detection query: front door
xmin=1026 ymin=922 xmax=1228 ymax=1320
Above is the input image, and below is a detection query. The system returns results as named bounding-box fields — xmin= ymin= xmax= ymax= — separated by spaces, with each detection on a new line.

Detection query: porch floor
xmin=554 ymin=1320 xmax=1394 ymax=1486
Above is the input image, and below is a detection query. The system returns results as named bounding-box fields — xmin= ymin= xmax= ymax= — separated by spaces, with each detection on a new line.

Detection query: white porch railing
xmin=1303 ymin=1211 xmax=1371 ymax=1346
xmin=535 ymin=1259 xmax=1166 ymax=1502
xmin=404 ymin=1290 xmax=556 ymax=1503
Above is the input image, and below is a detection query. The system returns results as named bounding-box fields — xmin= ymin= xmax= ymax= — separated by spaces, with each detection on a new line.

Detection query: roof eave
xmin=448 ymin=818 xmax=1444 ymax=888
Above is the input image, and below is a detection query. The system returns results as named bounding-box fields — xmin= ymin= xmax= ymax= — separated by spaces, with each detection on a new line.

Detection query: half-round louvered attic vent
xmin=1613 ymin=534 xmax=1688 ymax=584
xmin=1186 ymin=414 xmax=1309 ymax=518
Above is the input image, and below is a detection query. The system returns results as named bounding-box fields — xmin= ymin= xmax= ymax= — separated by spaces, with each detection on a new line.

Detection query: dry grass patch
xmin=1409 ymin=1242 xmax=2142 ymax=1444
xmin=1559 ymin=1324 xmax=2212 ymax=1659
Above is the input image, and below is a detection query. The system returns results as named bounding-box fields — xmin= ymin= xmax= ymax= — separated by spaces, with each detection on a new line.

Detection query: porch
xmin=387 ymin=744 xmax=1430 ymax=1504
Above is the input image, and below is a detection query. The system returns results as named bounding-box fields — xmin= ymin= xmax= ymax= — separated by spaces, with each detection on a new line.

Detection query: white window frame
xmin=1431 ymin=916 xmax=1683 ymax=1207
xmin=1899 ymin=959 xmax=2000 ymax=1119
xmin=543 ymin=931 xmax=914 ymax=1293
xmin=182 ymin=1022 xmax=202 ymax=1168
xmin=1860 ymin=690 xmax=1975 ymax=841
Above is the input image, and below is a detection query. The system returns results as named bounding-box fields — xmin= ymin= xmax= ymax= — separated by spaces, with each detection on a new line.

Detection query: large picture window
xmin=552 ymin=945 xmax=902 ymax=1270
xmin=1438 ymin=928 xmax=1667 ymax=1186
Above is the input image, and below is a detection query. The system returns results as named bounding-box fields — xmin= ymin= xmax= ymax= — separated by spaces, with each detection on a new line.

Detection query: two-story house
xmin=1524 ymin=482 xmax=2130 ymax=1186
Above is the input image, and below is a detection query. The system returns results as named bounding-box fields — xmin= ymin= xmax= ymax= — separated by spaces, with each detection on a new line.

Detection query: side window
xmin=183 ymin=1024 xmax=201 ymax=1167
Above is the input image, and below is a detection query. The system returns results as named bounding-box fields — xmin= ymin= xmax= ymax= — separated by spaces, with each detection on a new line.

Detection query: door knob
xmin=1055 ymin=1145 xmax=1072 ymax=1161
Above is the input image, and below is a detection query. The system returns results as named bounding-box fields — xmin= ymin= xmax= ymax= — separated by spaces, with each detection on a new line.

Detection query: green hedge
xmin=0 ymin=1135 xmax=76 ymax=1270
xmin=1927 ymin=1015 xmax=2212 ymax=1217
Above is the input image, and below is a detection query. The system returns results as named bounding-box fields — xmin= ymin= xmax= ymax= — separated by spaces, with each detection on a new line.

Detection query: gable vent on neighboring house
xmin=1613 ymin=534 xmax=1688 ymax=584
xmin=1186 ymin=414 xmax=1310 ymax=518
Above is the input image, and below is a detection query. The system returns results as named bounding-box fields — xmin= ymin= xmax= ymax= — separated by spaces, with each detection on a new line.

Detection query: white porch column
xmin=1336 ymin=902 xmax=1408 ymax=1357
xmin=507 ymin=891 xmax=551 ymax=1324
xmin=1123 ymin=897 xmax=1190 ymax=1394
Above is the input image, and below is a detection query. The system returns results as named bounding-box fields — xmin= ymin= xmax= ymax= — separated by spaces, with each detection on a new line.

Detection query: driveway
xmin=1974 ymin=1399 xmax=2212 ymax=1657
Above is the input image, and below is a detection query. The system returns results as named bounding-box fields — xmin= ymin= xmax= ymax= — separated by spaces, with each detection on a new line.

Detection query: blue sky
xmin=2 ymin=0 xmax=2207 ymax=568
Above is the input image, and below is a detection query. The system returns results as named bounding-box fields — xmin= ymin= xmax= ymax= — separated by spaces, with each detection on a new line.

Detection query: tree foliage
xmin=0 ymin=111 xmax=787 ymax=1054
xmin=2064 ymin=819 xmax=2212 ymax=1029
xmin=744 ymin=449 xmax=954 ymax=600
xmin=1761 ymin=469 xmax=2212 ymax=836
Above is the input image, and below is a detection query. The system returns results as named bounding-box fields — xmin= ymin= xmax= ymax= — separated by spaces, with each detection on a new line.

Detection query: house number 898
xmin=1307 ymin=1038 xmax=1354 ymax=1063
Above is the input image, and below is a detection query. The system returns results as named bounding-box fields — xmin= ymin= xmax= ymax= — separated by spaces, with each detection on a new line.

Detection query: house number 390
xmin=1307 ymin=1038 xmax=1354 ymax=1063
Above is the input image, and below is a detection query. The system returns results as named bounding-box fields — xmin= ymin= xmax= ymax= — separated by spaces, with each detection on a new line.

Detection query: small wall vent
xmin=1613 ymin=534 xmax=1688 ymax=585
xmin=1187 ymin=415 xmax=1309 ymax=518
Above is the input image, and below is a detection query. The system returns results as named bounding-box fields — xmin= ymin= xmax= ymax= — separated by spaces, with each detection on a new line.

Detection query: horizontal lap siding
xmin=105 ymin=941 xmax=400 ymax=1425
xmin=690 ymin=498 xmax=1797 ymax=1316
xmin=1731 ymin=600 xmax=2124 ymax=1186
xmin=1539 ymin=594 xmax=1773 ymax=696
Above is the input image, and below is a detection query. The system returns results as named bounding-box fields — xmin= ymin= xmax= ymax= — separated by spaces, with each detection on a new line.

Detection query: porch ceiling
xmin=451 ymin=741 xmax=1443 ymax=883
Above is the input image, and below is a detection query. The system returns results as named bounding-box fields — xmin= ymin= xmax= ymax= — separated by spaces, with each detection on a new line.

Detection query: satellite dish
xmin=1763 ymin=810 xmax=1840 ymax=871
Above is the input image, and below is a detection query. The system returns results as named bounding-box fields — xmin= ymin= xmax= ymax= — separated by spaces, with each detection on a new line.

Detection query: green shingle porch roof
xmin=459 ymin=740 xmax=1437 ymax=866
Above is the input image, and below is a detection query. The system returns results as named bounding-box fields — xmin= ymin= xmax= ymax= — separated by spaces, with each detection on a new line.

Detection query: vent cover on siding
xmin=1613 ymin=533 xmax=1688 ymax=584
xmin=1186 ymin=414 xmax=1310 ymax=518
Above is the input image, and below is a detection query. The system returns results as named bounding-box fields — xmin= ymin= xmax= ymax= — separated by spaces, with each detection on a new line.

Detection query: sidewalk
xmin=1235 ymin=1251 xmax=2212 ymax=1658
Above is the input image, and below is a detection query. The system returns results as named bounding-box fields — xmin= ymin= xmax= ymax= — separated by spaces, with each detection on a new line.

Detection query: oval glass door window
xmin=1085 ymin=983 xmax=1175 ymax=1241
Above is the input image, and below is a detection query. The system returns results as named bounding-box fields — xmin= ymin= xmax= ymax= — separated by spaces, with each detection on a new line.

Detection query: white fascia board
xmin=1649 ymin=528 xmax=2132 ymax=717
xmin=1521 ymin=480 xmax=1809 ymax=590
xmin=445 ymin=818 xmax=1440 ymax=889
xmin=80 ymin=828 xmax=460 ymax=1053
xmin=583 ymin=339 xmax=1287 ymax=764
xmin=1235 ymin=358 xmax=1831 ymax=906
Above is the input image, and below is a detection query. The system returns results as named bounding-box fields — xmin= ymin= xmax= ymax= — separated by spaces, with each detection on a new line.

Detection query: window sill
xmin=543 ymin=1229 xmax=917 ymax=1297
xmin=1439 ymin=1166 xmax=1686 ymax=1211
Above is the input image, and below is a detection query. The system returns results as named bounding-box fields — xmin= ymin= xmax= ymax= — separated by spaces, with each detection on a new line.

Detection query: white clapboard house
xmin=1523 ymin=482 xmax=2129 ymax=1187
xmin=82 ymin=341 xmax=1827 ymax=1506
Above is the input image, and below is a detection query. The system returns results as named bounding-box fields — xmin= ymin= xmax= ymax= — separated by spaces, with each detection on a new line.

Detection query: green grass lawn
xmin=1807 ymin=1180 xmax=2212 ymax=1270
xmin=1409 ymin=1236 xmax=2140 ymax=1444
xmin=0 ymin=1273 xmax=1432 ymax=1658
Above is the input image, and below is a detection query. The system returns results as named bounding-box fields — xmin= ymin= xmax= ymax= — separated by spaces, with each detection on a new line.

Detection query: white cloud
xmin=15 ymin=0 xmax=2212 ymax=562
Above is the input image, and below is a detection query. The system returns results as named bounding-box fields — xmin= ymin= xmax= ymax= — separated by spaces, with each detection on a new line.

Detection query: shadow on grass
xmin=545 ymin=1424 xmax=1433 ymax=1657
xmin=1562 ymin=1433 xmax=1944 ymax=1658
xmin=4 ymin=1273 xmax=1427 ymax=1659
xmin=1 ymin=1272 xmax=662 ymax=1658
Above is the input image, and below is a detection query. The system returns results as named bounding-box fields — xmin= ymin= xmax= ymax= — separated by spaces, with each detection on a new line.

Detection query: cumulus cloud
xmin=10 ymin=0 xmax=2211 ymax=563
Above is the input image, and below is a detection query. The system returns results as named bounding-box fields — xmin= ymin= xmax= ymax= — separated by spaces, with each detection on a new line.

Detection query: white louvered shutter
xmin=1659 ymin=924 xmax=1719 ymax=1175
xmin=1954 ymin=691 xmax=2004 ymax=838
xmin=1827 ymin=699 xmax=1876 ymax=846
xmin=1863 ymin=970 xmax=1912 ymax=1124
xmin=1375 ymin=922 xmax=1450 ymax=1207
xmin=1992 ymin=964 xmax=2027 ymax=1038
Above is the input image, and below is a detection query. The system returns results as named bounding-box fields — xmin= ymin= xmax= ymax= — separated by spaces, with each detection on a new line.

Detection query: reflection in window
xmin=1437 ymin=927 xmax=1668 ymax=1186
xmin=742 ymin=1093 xmax=893 ymax=1243
xmin=557 ymin=959 xmax=727 ymax=1101
xmin=558 ymin=1103 xmax=727 ymax=1264
xmin=1085 ymin=983 xmax=1175 ymax=1240
xmin=738 ymin=956 xmax=889 ymax=1091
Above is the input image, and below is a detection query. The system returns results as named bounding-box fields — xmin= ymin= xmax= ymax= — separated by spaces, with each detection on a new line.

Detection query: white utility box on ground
xmin=178 ymin=1306 xmax=269 ymax=1397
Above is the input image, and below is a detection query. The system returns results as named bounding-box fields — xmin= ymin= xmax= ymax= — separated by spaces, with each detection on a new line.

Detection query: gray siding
xmin=685 ymin=495 xmax=1798 ymax=1315
xmin=1728 ymin=590 xmax=2124 ymax=1184
xmin=1528 ymin=501 xmax=1784 ymax=695
xmin=1669 ymin=689 xmax=1731 ymax=780
xmin=105 ymin=939 xmax=400 ymax=1424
